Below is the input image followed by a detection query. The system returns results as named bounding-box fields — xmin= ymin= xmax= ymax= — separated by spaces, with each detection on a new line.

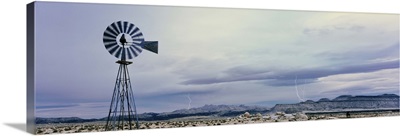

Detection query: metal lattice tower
xmin=102 ymin=21 xmax=158 ymax=131
xmin=105 ymin=59 xmax=139 ymax=130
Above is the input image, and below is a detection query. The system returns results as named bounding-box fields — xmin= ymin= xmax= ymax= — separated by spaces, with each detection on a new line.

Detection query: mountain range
xmin=271 ymin=94 xmax=399 ymax=113
xmin=36 ymin=104 xmax=270 ymax=124
xmin=36 ymin=94 xmax=399 ymax=124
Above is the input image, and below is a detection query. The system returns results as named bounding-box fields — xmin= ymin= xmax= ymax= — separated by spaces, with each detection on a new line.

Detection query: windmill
xmin=102 ymin=21 xmax=158 ymax=130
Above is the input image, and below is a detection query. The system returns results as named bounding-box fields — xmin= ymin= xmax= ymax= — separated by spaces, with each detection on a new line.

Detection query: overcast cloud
xmin=34 ymin=2 xmax=399 ymax=118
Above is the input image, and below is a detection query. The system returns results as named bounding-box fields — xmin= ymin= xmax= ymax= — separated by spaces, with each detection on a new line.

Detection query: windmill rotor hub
xmin=116 ymin=33 xmax=136 ymax=48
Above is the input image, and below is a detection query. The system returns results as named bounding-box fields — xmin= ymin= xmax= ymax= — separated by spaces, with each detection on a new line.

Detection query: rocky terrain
xmin=35 ymin=94 xmax=400 ymax=134
xmin=35 ymin=112 xmax=307 ymax=134
xmin=36 ymin=109 xmax=399 ymax=134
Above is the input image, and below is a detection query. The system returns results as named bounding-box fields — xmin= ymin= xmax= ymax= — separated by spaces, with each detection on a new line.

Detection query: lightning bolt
xmin=187 ymin=93 xmax=192 ymax=109
xmin=295 ymin=76 xmax=305 ymax=102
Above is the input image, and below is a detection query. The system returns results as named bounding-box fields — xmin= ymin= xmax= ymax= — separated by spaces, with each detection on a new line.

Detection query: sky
xmin=33 ymin=2 xmax=399 ymax=118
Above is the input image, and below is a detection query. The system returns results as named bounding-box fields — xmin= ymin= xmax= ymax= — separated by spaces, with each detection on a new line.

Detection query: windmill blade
xmin=105 ymin=27 xmax=118 ymax=38
xmin=129 ymin=47 xmax=139 ymax=57
xmin=103 ymin=38 xmax=116 ymax=43
xmin=117 ymin=21 xmax=124 ymax=34
xmin=111 ymin=22 xmax=121 ymax=34
xmin=131 ymin=44 xmax=143 ymax=53
xmin=126 ymin=48 xmax=133 ymax=59
xmin=126 ymin=23 xmax=135 ymax=34
xmin=123 ymin=21 xmax=129 ymax=33
xmin=131 ymin=32 xmax=143 ymax=39
xmin=129 ymin=27 xmax=140 ymax=36
xmin=108 ymin=45 xmax=120 ymax=55
xmin=104 ymin=42 xmax=118 ymax=50
xmin=141 ymin=41 xmax=158 ymax=54
xmin=115 ymin=47 xmax=123 ymax=58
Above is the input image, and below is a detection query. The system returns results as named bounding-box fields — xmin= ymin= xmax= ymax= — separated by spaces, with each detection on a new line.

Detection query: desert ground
xmin=36 ymin=110 xmax=399 ymax=134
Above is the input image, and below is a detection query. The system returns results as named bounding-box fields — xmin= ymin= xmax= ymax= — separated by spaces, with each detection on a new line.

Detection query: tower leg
xmin=105 ymin=61 xmax=139 ymax=131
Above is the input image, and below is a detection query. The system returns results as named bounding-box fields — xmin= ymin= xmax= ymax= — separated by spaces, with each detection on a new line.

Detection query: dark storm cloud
xmin=181 ymin=59 xmax=399 ymax=86
xmin=161 ymin=90 xmax=216 ymax=97
xmin=260 ymin=78 xmax=318 ymax=86
xmin=140 ymin=88 xmax=218 ymax=99
xmin=224 ymin=66 xmax=270 ymax=76
xmin=316 ymin=42 xmax=399 ymax=61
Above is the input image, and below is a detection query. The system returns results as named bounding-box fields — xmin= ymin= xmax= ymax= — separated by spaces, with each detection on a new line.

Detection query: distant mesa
xmin=301 ymin=100 xmax=315 ymax=104
xmin=171 ymin=104 xmax=269 ymax=114
xmin=271 ymin=94 xmax=400 ymax=114
xmin=318 ymin=98 xmax=330 ymax=102
xmin=333 ymin=95 xmax=353 ymax=101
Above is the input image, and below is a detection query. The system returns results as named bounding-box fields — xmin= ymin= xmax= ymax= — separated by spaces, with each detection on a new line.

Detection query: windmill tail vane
xmin=103 ymin=21 xmax=158 ymax=130
xmin=141 ymin=41 xmax=158 ymax=54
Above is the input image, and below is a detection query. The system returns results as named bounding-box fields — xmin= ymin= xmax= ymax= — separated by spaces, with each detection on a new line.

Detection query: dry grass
xmin=36 ymin=111 xmax=399 ymax=134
